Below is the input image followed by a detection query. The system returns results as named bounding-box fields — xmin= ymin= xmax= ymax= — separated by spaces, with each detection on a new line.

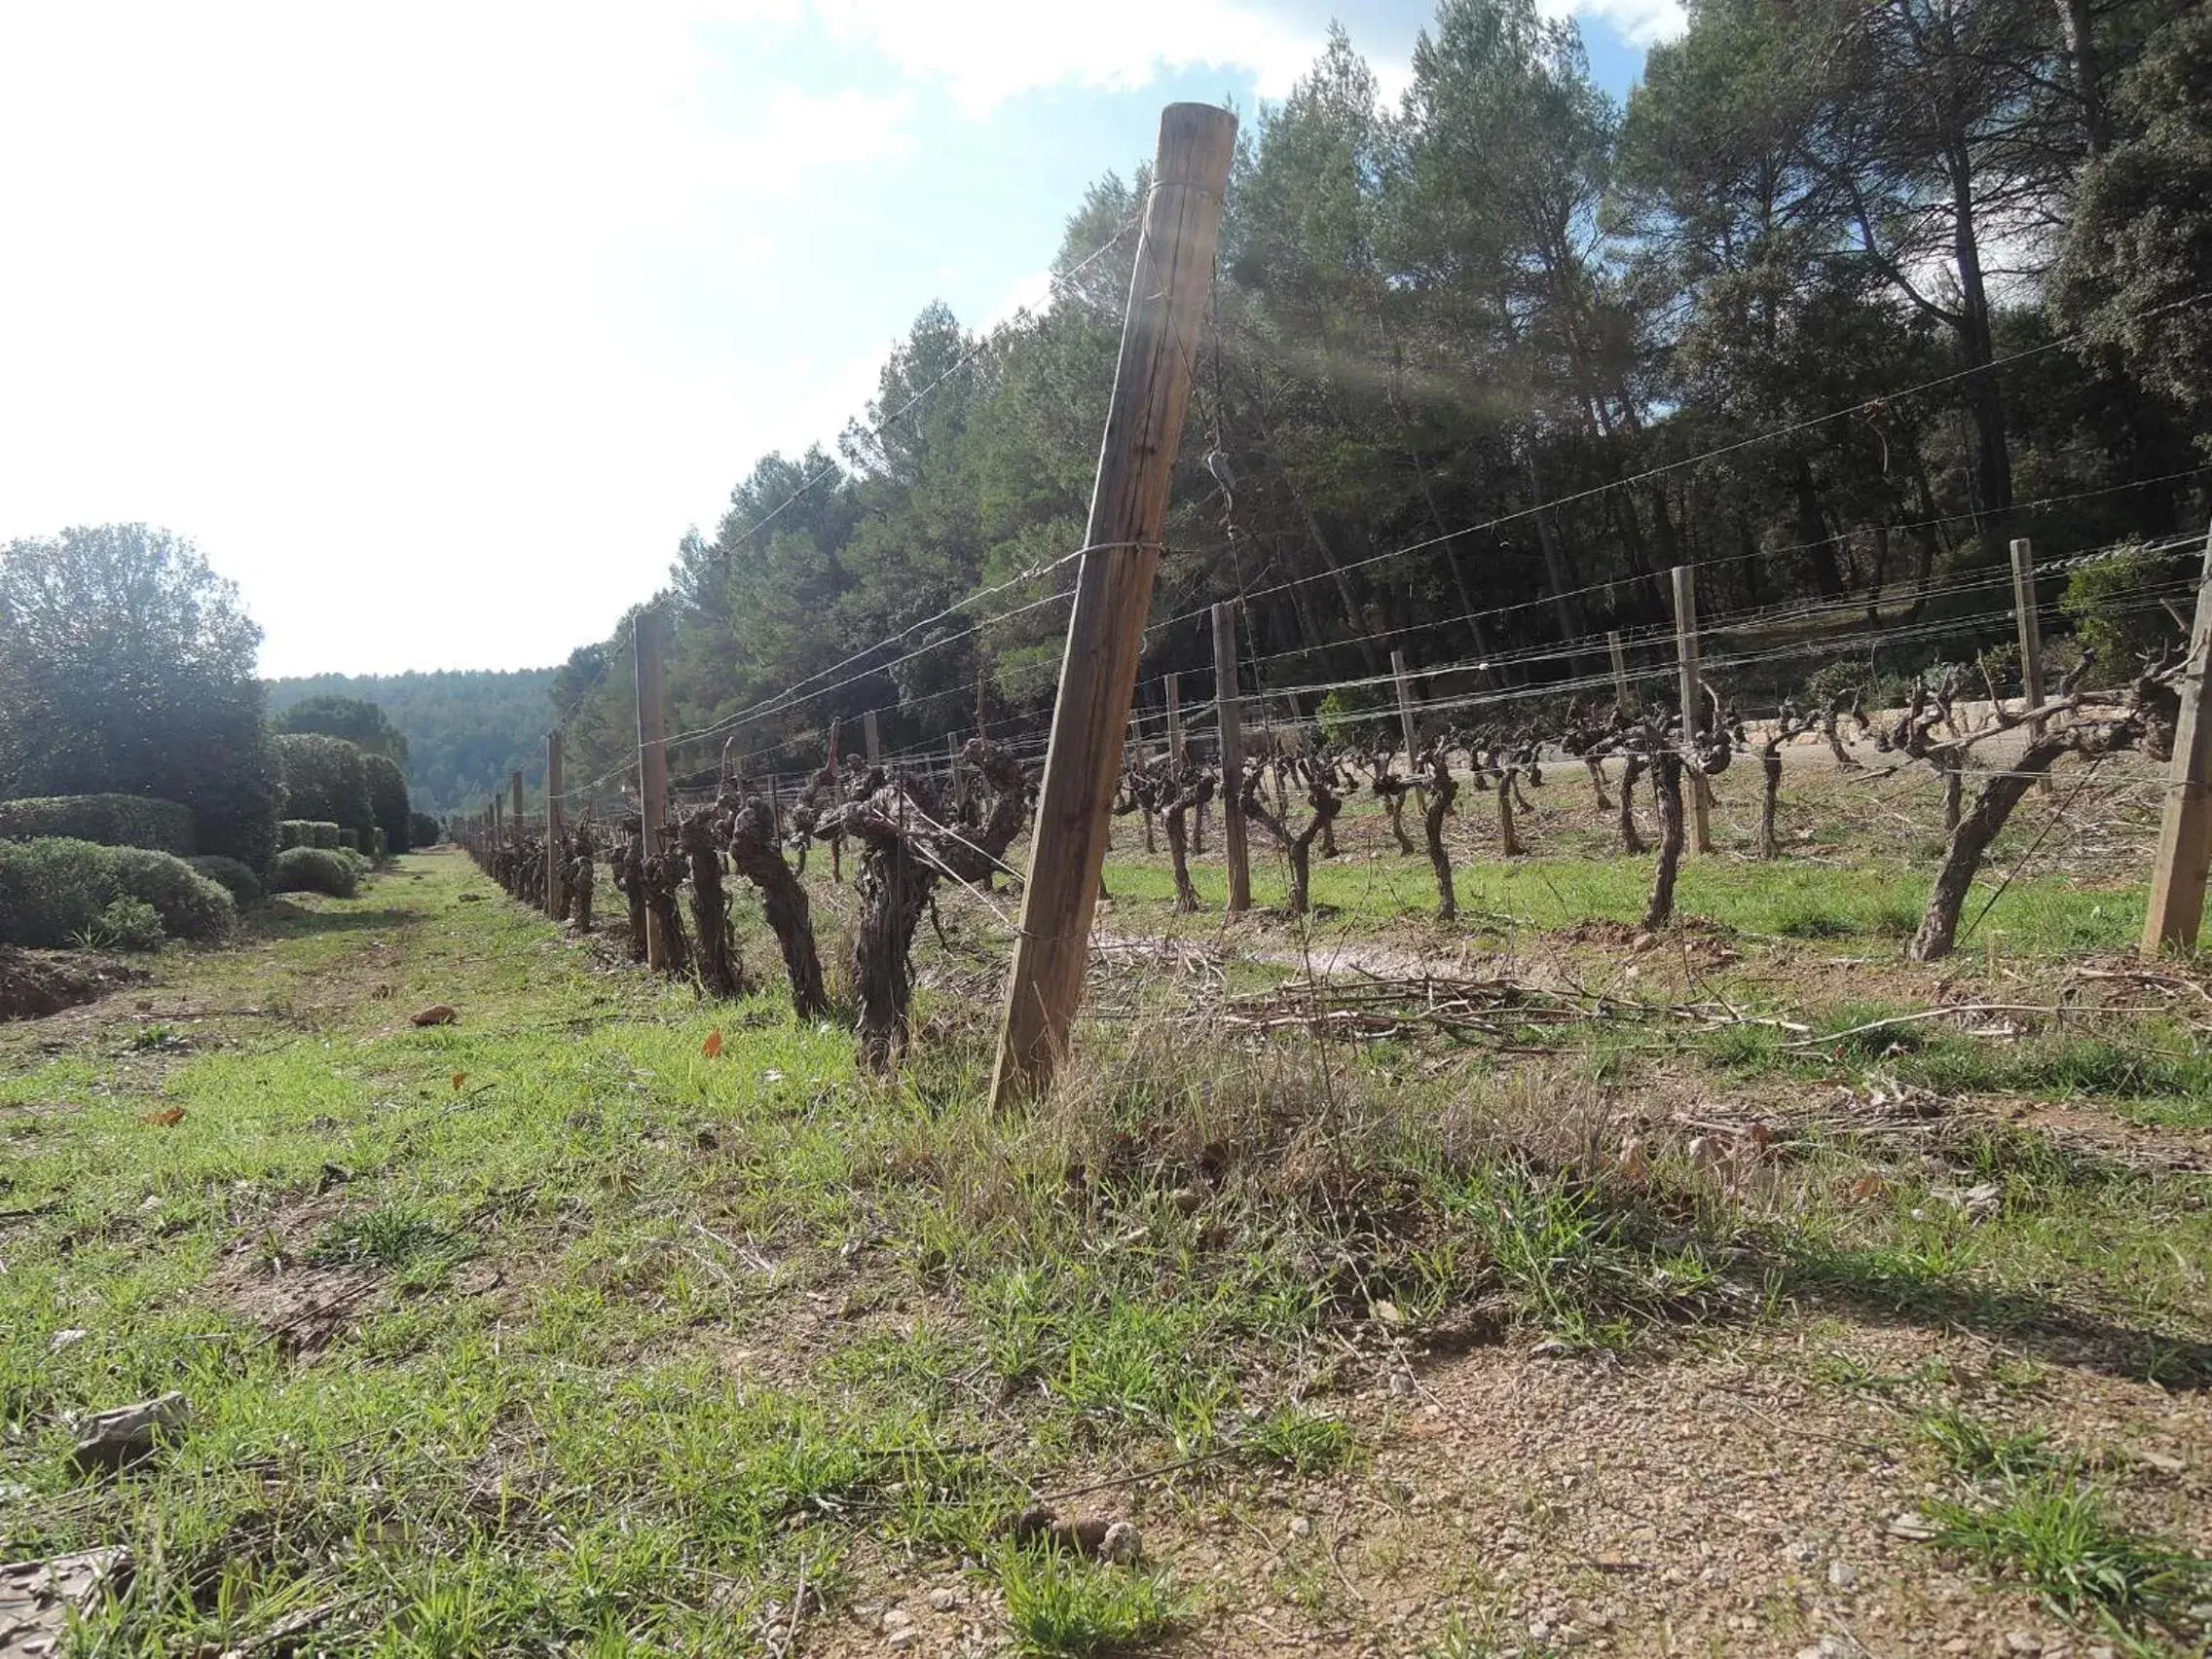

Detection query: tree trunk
xmin=722 ymin=797 xmax=830 ymax=1020
xmin=1164 ymin=806 xmax=1199 ymax=912
xmin=1424 ymin=771 xmax=1458 ymax=921
xmin=681 ymin=812 xmax=747 ymax=999
xmin=1911 ymin=735 xmax=2071 ymax=962
xmin=1618 ymin=755 xmax=1647 ymax=856
xmin=1642 ymin=753 xmax=1685 ymax=932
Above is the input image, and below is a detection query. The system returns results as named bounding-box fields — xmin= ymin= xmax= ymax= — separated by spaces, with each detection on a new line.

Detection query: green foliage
xmin=264 ymin=668 xmax=555 ymax=821
xmin=277 ymin=819 xmax=343 ymax=852
xmin=996 ymin=1548 xmax=1180 ymax=1657
xmin=270 ymin=693 xmax=409 ymax=762
xmin=87 ymin=896 xmax=166 ymax=952
xmin=0 ymin=794 xmax=195 ymax=855
xmin=187 ymin=855 xmax=264 ymax=910
xmin=409 ymin=811 xmax=441 ymax=848
xmin=273 ymin=733 xmax=376 ymax=841
xmin=2060 ymin=539 xmax=2189 ymax=680
xmin=0 ymin=838 xmax=234 ymax=947
xmin=267 ymin=846 xmax=358 ymax=898
xmin=363 ymin=753 xmax=412 ymax=854
xmin=0 ymin=525 xmax=278 ymax=866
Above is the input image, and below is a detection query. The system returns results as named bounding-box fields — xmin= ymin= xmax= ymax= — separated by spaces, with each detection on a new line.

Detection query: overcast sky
xmin=0 ymin=1 xmax=1677 ymax=679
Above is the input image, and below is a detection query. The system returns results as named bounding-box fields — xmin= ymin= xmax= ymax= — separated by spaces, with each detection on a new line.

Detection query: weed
xmin=307 ymin=1203 xmax=470 ymax=1272
xmin=1243 ymin=1402 xmax=1355 ymax=1474
xmin=1920 ymin=1407 xmax=2056 ymax=1483
xmin=1931 ymin=1472 xmax=2205 ymax=1627
xmin=996 ymin=1548 xmax=1180 ymax=1657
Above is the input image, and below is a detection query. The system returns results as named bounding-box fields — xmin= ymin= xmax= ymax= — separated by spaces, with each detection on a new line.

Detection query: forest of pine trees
xmin=546 ymin=0 xmax=2210 ymax=804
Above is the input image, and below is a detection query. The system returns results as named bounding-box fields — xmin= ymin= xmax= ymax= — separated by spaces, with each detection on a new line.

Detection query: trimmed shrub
xmin=410 ymin=812 xmax=441 ymax=848
xmin=338 ymin=828 xmax=359 ymax=853
xmin=269 ymin=847 xmax=358 ymax=899
xmin=370 ymin=827 xmax=388 ymax=859
xmin=107 ymin=848 xmax=238 ymax=940
xmin=0 ymin=794 xmax=195 ymax=855
xmin=94 ymin=897 xmax=166 ymax=952
xmin=273 ymin=733 xmax=376 ymax=843
xmin=0 ymin=838 xmax=235 ymax=947
xmin=363 ymin=753 xmax=411 ymax=854
xmin=189 ymin=854 xmax=265 ymax=909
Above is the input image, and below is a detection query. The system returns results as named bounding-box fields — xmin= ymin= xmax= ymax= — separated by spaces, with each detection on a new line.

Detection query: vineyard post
xmin=990 ymin=102 xmax=1237 ymax=1110
xmin=1166 ymin=672 xmax=1184 ymax=760
xmin=864 ymin=709 xmax=881 ymax=768
xmin=634 ymin=604 xmax=671 ymax=969
xmin=2141 ymin=524 xmax=2212 ymax=955
xmin=1608 ymin=630 xmax=1631 ymax=718
xmin=2010 ymin=537 xmax=2051 ymax=793
xmin=1215 ymin=600 xmax=1252 ymax=913
xmin=545 ymin=731 xmax=566 ymax=919
xmin=1391 ymin=649 xmax=1419 ymax=758
xmin=1671 ymin=565 xmax=1713 ymax=855
xmin=509 ymin=771 xmax=523 ymax=851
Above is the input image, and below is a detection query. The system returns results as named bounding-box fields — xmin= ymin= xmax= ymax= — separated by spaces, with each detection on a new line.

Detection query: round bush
xmin=106 ymin=848 xmax=239 ymax=940
xmin=0 ymin=794 xmax=195 ymax=855
xmin=95 ymin=896 xmax=166 ymax=952
xmin=268 ymin=847 xmax=358 ymax=899
xmin=188 ymin=854 xmax=265 ymax=909
xmin=409 ymin=812 xmax=441 ymax=848
xmin=0 ymin=838 xmax=235 ymax=947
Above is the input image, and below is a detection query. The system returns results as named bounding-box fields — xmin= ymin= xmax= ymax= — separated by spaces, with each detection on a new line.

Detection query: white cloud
xmin=1538 ymin=0 xmax=1688 ymax=46
xmin=804 ymin=0 xmax=1321 ymax=114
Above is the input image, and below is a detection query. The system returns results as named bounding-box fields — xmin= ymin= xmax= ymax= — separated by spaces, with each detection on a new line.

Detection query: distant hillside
xmin=265 ymin=668 xmax=557 ymax=821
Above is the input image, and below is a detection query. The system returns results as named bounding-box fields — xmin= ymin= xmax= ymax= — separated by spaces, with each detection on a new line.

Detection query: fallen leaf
xmin=411 ymin=1005 xmax=458 ymax=1027
xmin=1848 ymin=1174 xmax=1889 ymax=1202
xmin=702 ymin=1030 xmax=723 ymax=1058
xmin=451 ymin=1072 xmax=466 ymax=1090
xmin=141 ymin=1108 xmax=185 ymax=1127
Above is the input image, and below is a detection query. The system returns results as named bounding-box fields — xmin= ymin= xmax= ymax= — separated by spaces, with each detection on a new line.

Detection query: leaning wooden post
xmin=1671 ymin=565 xmax=1713 ymax=856
xmin=509 ymin=770 xmax=524 ymax=851
xmin=1214 ymin=601 xmax=1252 ymax=912
xmin=1608 ymin=630 xmax=1632 ymax=718
xmin=2010 ymin=537 xmax=2052 ymax=794
xmin=864 ymin=709 xmax=881 ymax=768
xmin=1391 ymin=649 xmax=1419 ymax=760
xmin=990 ymin=102 xmax=1237 ymax=1110
xmin=634 ymin=604 xmax=671 ymax=969
xmin=2142 ymin=524 xmax=2212 ymax=955
xmin=545 ymin=731 xmax=567 ymax=919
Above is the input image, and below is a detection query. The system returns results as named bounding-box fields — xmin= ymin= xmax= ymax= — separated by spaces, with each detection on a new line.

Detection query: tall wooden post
xmin=1671 ymin=565 xmax=1713 ymax=856
xmin=1214 ymin=601 xmax=1251 ymax=913
xmin=2142 ymin=524 xmax=2212 ymax=955
xmin=990 ymin=102 xmax=1237 ymax=1109
xmin=2010 ymin=537 xmax=2052 ymax=793
xmin=509 ymin=770 xmax=524 ymax=850
xmin=864 ymin=709 xmax=881 ymax=768
xmin=1391 ymin=649 xmax=1419 ymax=759
xmin=634 ymin=605 xmax=671 ymax=969
xmin=1608 ymin=630 xmax=1632 ymax=718
xmin=545 ymin=731 xmax=566 ymax=919
xmin=1165 ymin=673 xmax=1185 ymax=761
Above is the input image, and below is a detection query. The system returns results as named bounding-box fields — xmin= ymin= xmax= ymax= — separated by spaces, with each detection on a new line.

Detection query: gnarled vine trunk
xmin=1641 ymin=753 xmax=1685 ymax=932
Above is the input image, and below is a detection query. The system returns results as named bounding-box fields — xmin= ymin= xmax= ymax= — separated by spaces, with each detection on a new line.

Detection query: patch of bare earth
xmin=0 ymin=946 xmax=145 ymax=1022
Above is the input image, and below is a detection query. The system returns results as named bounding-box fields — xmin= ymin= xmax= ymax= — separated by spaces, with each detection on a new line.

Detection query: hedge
xmin=277 ymin=820 xmax=342 ymax=852
xmin=363 ymin=753 xmax=412 ymax=854
xmin=338 ymin=828 xmax=359 ymax=853
xmin=268 ymin=847 xmax=358 ymax=899
xmin=188 ymin=855 xmax=265 ymax=909
xmin=0 ymin=794 xmax=195 ymax=855
xmin=410 ymin=812 xmax=441 ymax=848
xmin=0 ymin=838 xmax=237 ymax=948
xmin=273 ymin=733 xmax=376 ymax=843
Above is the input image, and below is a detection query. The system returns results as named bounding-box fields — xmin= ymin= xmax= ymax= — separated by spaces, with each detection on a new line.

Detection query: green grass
xmin=1931 ymin=1472 xmax=2206 ymax=1631
xmin=998 ymin=1548 xmax=1181 ymax=1657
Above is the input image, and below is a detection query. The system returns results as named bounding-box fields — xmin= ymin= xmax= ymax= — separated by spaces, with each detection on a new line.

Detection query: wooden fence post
xmin=864 ymin=709 xmax=881 ymax=768
xmin=1391 ymin=649 xmax=1419 ymax=758
xmin=989 ymin=102 xmax=1237 ymax=1109
xmin=545 ymin=731 xmax=566 ymax=919
xmin=1608 ymin=630 xmax=1631 ymax=718
xmin=1671 ymin=565 xmax=1713 ymax=856
xmin=2142 ymin=524 xmax=2212 ymax=955
xmin=2010 ymin=536 xmax=2052 ymax=793
xmin=1165 ymin=673 xmax=1185 ymax=761
xmin=509 ymin=770 xmax=524 ymax=850
xmin=634 ymin=604 xmax=671 ymax=969
xmin=1215 ymin=601 xmax=1251 ymax=913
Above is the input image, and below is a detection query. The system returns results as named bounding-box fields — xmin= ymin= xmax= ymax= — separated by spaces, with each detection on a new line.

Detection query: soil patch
xmin=0 ymin=946 xmax=145 ymax=1022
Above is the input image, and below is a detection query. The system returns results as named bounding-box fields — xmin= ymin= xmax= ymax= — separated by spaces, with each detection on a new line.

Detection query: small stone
xmin=1887 ymin=1511 xmax=1939 ymax=1540
xmin=886 ymin=1630 xmax=920 ymax=1651
xmin=1827 ymin=1560 xmax=1859 ymax=1590
xmin=1289 ymin=1516 xmax=1312 ymax=1539
xmin=69 ymin=1392 xmax=188 ymax=1474
xmin=882 ymin=1606 xmax=912 ymax=1629
xmin=1788 ymin=1540 xmax=1819 ymax=1565
xmin=1100 ymin=1522 xmax=1142 ymax=1566
xmin=48 ymin=1329 xmax=89 ymax=1354
xmin=927 ymin=1588 xmax=958 ymax=1612
xmin=1389 ymin=1372 xmax=1418 ymax=1397
xmin=2005 ymin=1633 xmax=2043 ymax=1655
